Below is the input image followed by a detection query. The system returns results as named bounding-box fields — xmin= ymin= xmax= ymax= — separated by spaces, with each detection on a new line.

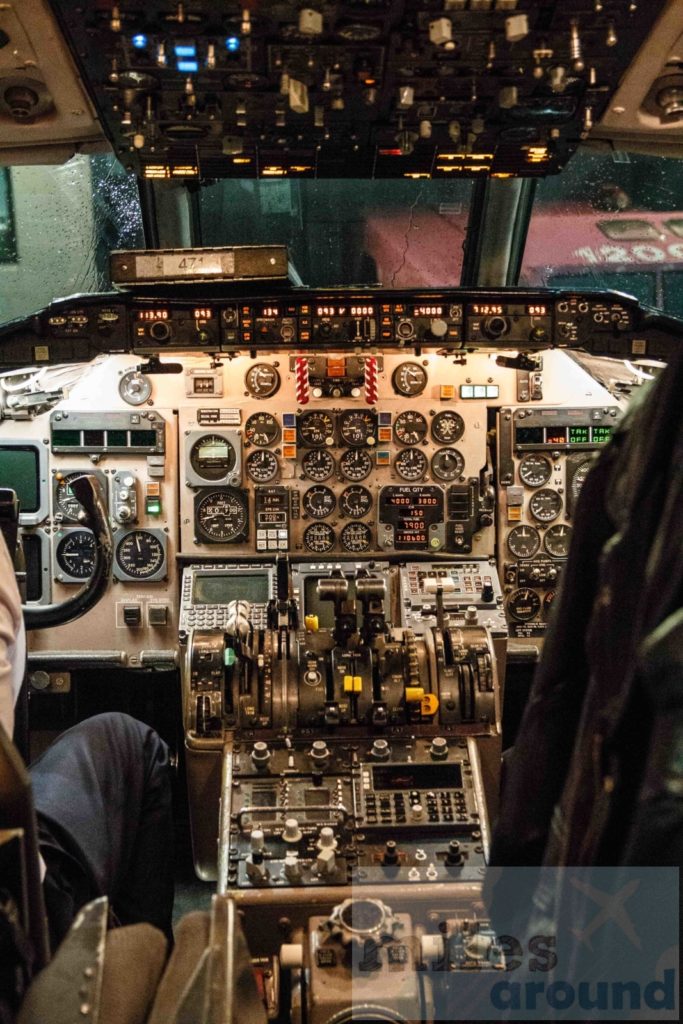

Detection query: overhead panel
xmin=46 ymin=0 xmax=666 ymax=180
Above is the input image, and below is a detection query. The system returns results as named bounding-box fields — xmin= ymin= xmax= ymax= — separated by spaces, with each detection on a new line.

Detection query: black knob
xmin=482 ymin=316 xmax=509 ymax=339
xmin=481 ymin=583 xmax=495 ymax=602
xmin=149 ymin=320 xmax=171 ymax=342
xmin=382 ymin=840 xmax=399 ymax=866
xmin=446 ymin=839 xmax=463 ymax=866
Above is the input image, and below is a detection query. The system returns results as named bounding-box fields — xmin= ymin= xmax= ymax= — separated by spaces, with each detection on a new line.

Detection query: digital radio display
xmin=137 ymin=309 xmax=169 ymax=321
xmin=411 ymin=304 xmax=444 ymax=317
xmin=316 ymin=305 xmax=375 ymax=317
xmin=468 ymin=303 xmax=504 ymax=316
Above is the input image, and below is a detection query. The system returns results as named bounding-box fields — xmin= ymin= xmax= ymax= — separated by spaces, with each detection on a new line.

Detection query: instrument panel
xmin=0 ymin=285 xmax=654 ymax=666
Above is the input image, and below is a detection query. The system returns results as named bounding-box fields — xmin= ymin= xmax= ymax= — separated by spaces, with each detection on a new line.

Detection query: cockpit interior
xmin=0 ymin=1 xmax=682 ymax=1021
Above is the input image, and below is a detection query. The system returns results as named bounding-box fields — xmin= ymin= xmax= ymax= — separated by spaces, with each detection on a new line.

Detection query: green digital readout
xmin=568 ymin=425 xmax=590 ymax=444
xmin=591 ymin=425 xmax=613 ymax=444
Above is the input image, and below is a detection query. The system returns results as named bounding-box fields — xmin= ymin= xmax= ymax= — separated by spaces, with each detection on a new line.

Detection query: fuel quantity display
xmin=379 ymin=486 xmax=444 ymax=551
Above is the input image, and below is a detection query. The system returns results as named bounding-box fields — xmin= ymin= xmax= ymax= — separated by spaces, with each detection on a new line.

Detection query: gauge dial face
xmin=298 ymin=411 xmax=335 ymax=448
xmin=340 ymin=485 xmax=372 ymax=519
xmin=339 ymin=410 xmax=376 ymax=447
xmin=245 ymin=412 xmax=280 ymax=447
xmin=340 ymin=521 xmax=372 ymax=553
xmin=54 ymin=472 xmax=89 ymax=521
xmin=56 ymin=530 xmax=96 ymax=579
xmin=507 ymin=588 xmax=541 ymax=622
xmin=339 ymin=448 xmax=372 ymax=481
xmin=246 ymin=449 xmax=278 ymax=483
xmin=431 ymin=410 xmax=465 ymax=444
xmin=302 ymin=448 xmax=335 ymax=481
xmin=195 ymin=488 xmax=248 ymax=543
xmin=118 ymin=369 xmax=152 ymax=406
xmin=189 ymin=434 xmax=236 ymax=481
xmin=519 ymin=453 xmax=552 ymax=488
xmin=544 ymin=523 xmax=573 ymax=558
xmin=572 ymin=461 xmax=592 ymax=503
xmin=529 ymin=488 xmax=563 ymax=523
xmin=302 ymin=485 xmax=336 ymax=519
xmin=304 ymin=522 xmax=335 ymax=553
xmin=394 ymin=411 xmax=428 ymax=446
xmin=507 ymin=525 xmax=541 ymax=559
xmin=245 ymin=363 xmax=280 ymax=398
xmin=430 ymin=448 xmax=465 ymax=481
xmin=392 ymin=362 xmax=427 ymax=397
xmin=394 ymin=447 xmax=428 ymax=480
xmin=115 ymin=530 xmax=165 ymax=579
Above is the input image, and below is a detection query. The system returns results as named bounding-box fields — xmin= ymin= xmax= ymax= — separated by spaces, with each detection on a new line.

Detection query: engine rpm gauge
xmin=298 ymin=411 xmax=335 ymax=448
xmin=340 ymin=522 xmax=372 ymax=553
xmin=340 ymin=485 xmax=372 ymax=519
xmin=529 ymin=488 xmax=563 ymax=522
xmin=245 ymin=363 xmax=280 ymax=398
xmin=115 ymin=530 xmax=166 ymax=580
xmin=394 ymin=411 xmax=428 ymax=446
xmin=519 ymin=453 xmax=552 ymax=488
xmin=245 ymin=412 xmax=280 ymax=447
xmin=339 ymin=448 xmax=372 ymax=481
xmin=392 ymin=362 xmax=427 ymax=397
xmin=431 ymin=410 xmax=465 ymax=444
xmin=339 ymin=410 xmax=376 ymax=447
xmin=195 ymin=488 xmax=249 ymax=543
xmin=55 ymin=529 xmax=96 ymax=580
xmin=544 ymin=523 xmax=573 ymax=558
xmin=571 ymin=461 xmax=592 ymax=503
xmin=507 ymin=525 xmax=541 ymax=559
xmin=304 ymin=523 xmax=335 ymax=553
xmin=507 ymin=588 xmax=541 ymax=622
xmin=430 ymin=448 xmax=465 ymax=481
xmin=394 ymin=447 xmax=428 ymax=480
xmin=302 ymin=485 xmax=336 ymax=519
xmin=302 ymin=449 xmax=335 ymax=482
xmin=246 ymin=449 xmax=278 ymax=483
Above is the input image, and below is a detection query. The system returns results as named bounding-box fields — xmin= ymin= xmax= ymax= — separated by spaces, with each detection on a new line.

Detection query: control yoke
xmin=23 ymin=474 xmax=113 ymax=631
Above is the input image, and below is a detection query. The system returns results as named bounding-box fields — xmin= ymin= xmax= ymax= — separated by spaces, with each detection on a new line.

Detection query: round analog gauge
xmin=189 ymin=434 xmax=236 ymax=481
xmin=54 ymin=472 xmax=89 ymax=521
xmin=339 ymin=448 xmax=372 ymax=481
xmin=529 ymin=488 xmax=563 ymax=523
xmin=302 ymin=485 xmax=336 ymax=519
xmin=298 ymin=411 xmax=335 ymax=447
xmin=571 ymin=460 xmax=592 ymax=504
xmin=115 ymin=530 xmax=165 ymax=580
xmin=245 ymin=363 xmax=280 ymax=399
xmin=392 ymin=362 xmax=427 ymax=397
xmin=339 ymin=410 xmax=376 ymax=447
xmin=431 ymin=448 xmax=465 ymax=482
xmin=394 ymin=447 xmax=428 ymax=480
xmin=245 ymin=412 xmax=280 ymax=447
xmin=519 ymin=453 xmax=552 ymax=488
xmin=56 ymin=530 xmax=96 ymax=579
xmin=118 ymin=369 xmax=152 ymax=406
xmin=507 ymin=588 xmax=541 ymax=622
xmin=304 ymin=522 xmax=335 ymax=553
xmin=394 ymin=410 xmax=428 ymax=446
xmin=246 ymin=449 xmax=278 ymax=483
xmin=340 ymin=521 xmax=372 ymax=553
xmin=302 ymin=449 xmax=335 ymax=482
xmin=544 ymin=523 xmax=573 ymax=558
xmin=507 ymin=525 xmax=541 ymax=559
xmin=195 ymin=488 xmax=248 ymax=543
xmin=340 ymin=485 xmax=372 ymax=519
xmin=431 ymin=410 xmax=465 ymax=444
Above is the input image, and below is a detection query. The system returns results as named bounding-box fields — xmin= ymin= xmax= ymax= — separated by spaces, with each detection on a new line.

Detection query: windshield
xmin=520 ymin=149 xmax=683 ymax=317
xmin=197 ymin=178 xmax=472 ymax=288
xmin=0 ymin=154 xmax=144 ymax=327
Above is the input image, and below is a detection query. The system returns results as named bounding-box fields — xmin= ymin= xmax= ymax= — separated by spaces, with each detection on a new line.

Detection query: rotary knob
xmin=430 ymin=317 xmax=448 ymax=338
xmin=370 ymin=738 xmax=390 ymax=761
xmin=430 ymin=736 xmax=448 ymax=761
xmin=251 ymin=741 xmax=271 ymax=770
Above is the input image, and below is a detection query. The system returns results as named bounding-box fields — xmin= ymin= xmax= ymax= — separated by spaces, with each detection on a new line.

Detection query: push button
xmin=123 ymin=604 xmax=142 ymax=626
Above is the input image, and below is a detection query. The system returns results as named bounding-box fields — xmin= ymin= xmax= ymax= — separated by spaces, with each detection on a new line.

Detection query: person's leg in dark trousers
xmin=29 ymin=712 xmax=174 ymax=950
